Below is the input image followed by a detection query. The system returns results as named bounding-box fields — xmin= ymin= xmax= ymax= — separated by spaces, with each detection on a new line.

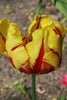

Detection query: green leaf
xmin=11 ymin=80 xmax=19 ymax=86
xmin=10 ymin=78 xmax=26 ymax=95
xmin=6 ymin=5 xmax=10 ymax=10
xmin=5 ymin=5 xmax=11 ymax=14
xmin=64 ymin=44 xmax=67 ymax=48
xmin=59 ymin=93 xmax=66 ymax=100
xmin=52 ymin=0 xmax=67 ymax=17
xmin=62 ymin=17 xmax=67 ymax=22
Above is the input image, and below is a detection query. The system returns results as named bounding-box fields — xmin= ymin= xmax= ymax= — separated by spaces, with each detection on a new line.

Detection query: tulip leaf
xmin=59 ymin=93 xmax=66 ymax=100
xmin=62 ymin=17 xmax=67 ymax=22
xmin=52 ymin=0 xmax=67 ymax=17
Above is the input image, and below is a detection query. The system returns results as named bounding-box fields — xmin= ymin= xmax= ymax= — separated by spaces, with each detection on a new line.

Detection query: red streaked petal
xmin=50 ymin=49 xmax=59 ymax=57
xmin=40 ymin=61 xmax=55 ymax=74
xmin=20 ymin=60 xmax=33 ymax=74
xmin=21 ymin=60 xmax=29 ymax=66
xmin=53 ymin=27 xmax=61 ymax=37
xmin=22 ymin=37 xmax=26 ymax=41
xmin=11 ymin=44 xmax=22 ymax=51
xmin=0 ymin=32 xmax=6 ymax=43
xmin=19 ymin=67 xmax=30 ymax=74
xmin=50 ymin=48 xmax=61 ymax=65
xmin=36 ymin=39 xmax=44 ymax=73
xmin=36 ymin=17 xmax=41 ymax=29
xmin=55 ymin=27 xmax=61 ymax=37
xmin=53 ymin=29 xmax=56 ymax=33
xmin=32 ymin=39 xmax=44 ymax=73
xmin=5 ymin=55 xmax=16 ymax=68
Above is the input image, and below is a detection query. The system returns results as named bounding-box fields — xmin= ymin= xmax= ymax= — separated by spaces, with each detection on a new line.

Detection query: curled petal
xmin=40 ymin=15 xmax=52 ymax=29
xmin=6 ymin=23 xmax=25 ymax=56
xmin=54 ymin=21 xmax=67 ymax=39
xmin=0 ymin=18 xmax=11 ymax=53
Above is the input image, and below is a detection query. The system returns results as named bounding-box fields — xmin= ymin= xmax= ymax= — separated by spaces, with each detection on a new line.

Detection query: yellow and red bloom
xmin=0 ymin=15 xmax=67 ymax=74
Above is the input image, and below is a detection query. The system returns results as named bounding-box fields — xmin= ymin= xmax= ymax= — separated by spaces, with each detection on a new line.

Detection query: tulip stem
xmin=32 ymin=74 xmax=36 ymax=100
xmin=36 ymin=0 xmax=43 ymax=14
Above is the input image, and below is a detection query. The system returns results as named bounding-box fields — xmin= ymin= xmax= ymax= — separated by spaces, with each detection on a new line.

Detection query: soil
xmin=0 ymin=0 xmax=67 ymax=100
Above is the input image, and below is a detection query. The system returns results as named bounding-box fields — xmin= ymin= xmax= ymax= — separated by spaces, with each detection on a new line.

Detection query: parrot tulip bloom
xmin=58 ymin=72 xmax=67 ymax=86
xmin=0 ymin=15 xmax=67 ymax=74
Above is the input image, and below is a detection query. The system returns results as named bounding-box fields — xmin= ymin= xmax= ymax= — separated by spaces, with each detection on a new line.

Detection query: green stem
xmin=36 ymin=0 xmax=43 ymax=14
xmin=32 ymin=75 xmax=36 ymax=100
xmin=54 ymin=0 xmax=57 ymax=6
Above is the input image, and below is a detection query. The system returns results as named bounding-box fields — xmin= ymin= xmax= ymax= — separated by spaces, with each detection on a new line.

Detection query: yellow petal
xmin=43 ymin=51 xmax=60 ymax=69
xmin=0 ymin=18 xmax=11 ymax=38
xmin=48 ymin=27 xmax=62 ymax=58
xmin=0 ymin=18 xmax=11 ymax=53
xmin=40 ymin=15 xmax=52 ymax=29
xmin=0 ymin=39 xmax=5 ymax=53
xmin=43 ymin=29 xmax=50 ymax=53
xmin=6 ymin=23 xmax=24 ymax=57
xmin=27 ymin=15 xmax=41 ymax=38
xmin=54 ymin=21 xmax=67 ymax=38
xmin=54 ymin=21 xmax=62 ymax=32
xmin=26 ymin=29 xmax=43 ymax=69
xmin=27 ymin=15 xmax=52 ymax=37
xmin=27 ymin=20 xmax=36 ymax=36
xmin=62 ymin=25 xmax=67 ymax=38
xmin=11 ymin=46 xmax=29 ymax=70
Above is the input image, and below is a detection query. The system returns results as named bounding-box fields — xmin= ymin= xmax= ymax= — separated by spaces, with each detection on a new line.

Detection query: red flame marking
xmin=50 ymin=49 xmax=59 ymax=57
xmin=11 ymin=44 xmax=22 ymax=51
xmin=5 ymin=55 xmax=16 ymax=68
xmin=32 ymin=39 xmax=44 ymax=73
xmin=20 ymin=60 xmax=34 ymax=74
xmin=19 ymin=67 xmax=30 ymax=74
xmin=50 ymin=49 xmax=61 ymax=65
xmin=21 ymin=60 xmax=29 ymax=66
xmin=22 ymin=37 xmax=26 ymax=41
xmin=0 ymin=32 xmax=6 ymax=43
xmin=36 ymin=17 xmax=41 ymax=29
xmin=53 ymin=27 xmax=61 ymax=37
xmin=41 ymin=61 xmax=55 ymax=74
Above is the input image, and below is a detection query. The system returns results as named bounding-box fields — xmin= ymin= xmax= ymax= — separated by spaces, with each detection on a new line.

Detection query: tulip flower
xmin=58 ymin=72 xmax=67 ymax=86
xmin=0 ymin=15 xmax=67 ymax=75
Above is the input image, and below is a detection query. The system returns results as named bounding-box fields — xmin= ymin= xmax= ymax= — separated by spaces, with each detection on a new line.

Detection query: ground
xmin=0 ymin=0 xmax=67 ymax=100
